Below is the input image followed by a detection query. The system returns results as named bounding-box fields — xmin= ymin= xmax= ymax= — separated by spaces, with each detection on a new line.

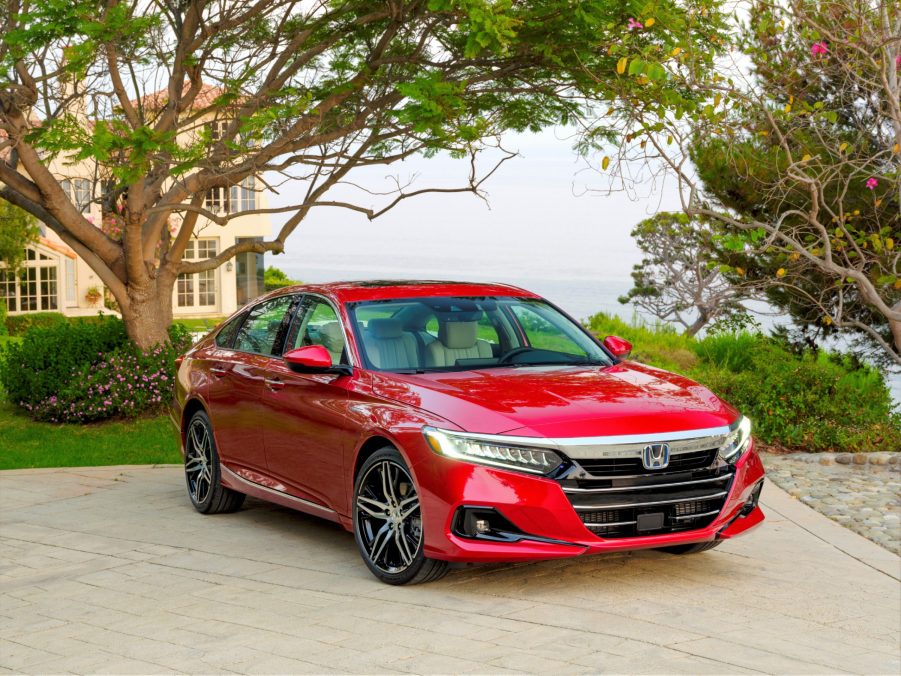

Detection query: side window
xmin=510 ymin=304 xmax=588 ymax=356
xmin=214 ymin=313 xmax=245 ymax=348
xmin=233 ymin=295 xmax=294 ymax=355
xmin=287 ymin=299 xmax=346 ymax=365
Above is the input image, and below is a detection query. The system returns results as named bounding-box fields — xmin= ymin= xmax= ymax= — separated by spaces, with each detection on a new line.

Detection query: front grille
xmin=576 ymin=448 xmax=715 ymax=476
xmin=559 ymin=448 xmax=733 ymax=539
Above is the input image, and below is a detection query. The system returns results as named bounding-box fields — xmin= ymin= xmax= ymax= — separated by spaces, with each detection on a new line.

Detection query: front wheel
xmin=657 ymin=540 xmax=722 ymax=555
xmin=184 ymin=410 xmax=245 ymax=514
xmin=353 ymin=447 xmax=449 ymax=585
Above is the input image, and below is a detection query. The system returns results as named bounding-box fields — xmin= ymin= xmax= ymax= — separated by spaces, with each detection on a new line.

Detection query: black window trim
xmin=282 ymin=292 xmax=356 ymax=367
xmin=226 ymin=292 xmax=299 ymax=357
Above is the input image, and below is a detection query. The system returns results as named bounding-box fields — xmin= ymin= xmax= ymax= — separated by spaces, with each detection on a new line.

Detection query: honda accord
xmin=171 ymin=281 xmax=764 ymax=584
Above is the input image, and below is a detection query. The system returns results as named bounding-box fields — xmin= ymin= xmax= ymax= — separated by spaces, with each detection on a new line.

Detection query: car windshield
xmin=347 ymin=296 xmax=614 ymax=373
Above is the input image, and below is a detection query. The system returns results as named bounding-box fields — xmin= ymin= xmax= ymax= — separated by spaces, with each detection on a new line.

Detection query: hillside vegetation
xmin=587 ymin=314 xmax=900 ymax=453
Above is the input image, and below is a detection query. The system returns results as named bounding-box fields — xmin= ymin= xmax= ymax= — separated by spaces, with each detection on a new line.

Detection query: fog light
xmin=740 ymin=481 xmax=763 ymax=516
xmin=475 ymin=519 xmax=490 ymax=534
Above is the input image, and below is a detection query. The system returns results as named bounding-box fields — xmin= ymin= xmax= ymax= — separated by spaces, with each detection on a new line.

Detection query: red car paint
xmin=171 ymin=281 xmax=764 ymax=563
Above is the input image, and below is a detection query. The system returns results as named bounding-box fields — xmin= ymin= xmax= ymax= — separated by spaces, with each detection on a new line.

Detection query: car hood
xmin=368 ymin=362 xmax=738 ymax=438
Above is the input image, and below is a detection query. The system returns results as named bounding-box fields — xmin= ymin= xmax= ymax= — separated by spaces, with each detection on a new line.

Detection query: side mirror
xmin=603 ymin=335 xmax=633 ymax=359
xmin=284 ymin=345 xmax=333 ymax=371
xmin=283 ymin=345 xmax=353 ymax=376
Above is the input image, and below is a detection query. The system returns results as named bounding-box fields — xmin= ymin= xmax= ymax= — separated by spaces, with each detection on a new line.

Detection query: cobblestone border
xmin=800 ymin=451 xmax=900 ymax=466
xmin=761 ymin=452 xmax=900 ymax=554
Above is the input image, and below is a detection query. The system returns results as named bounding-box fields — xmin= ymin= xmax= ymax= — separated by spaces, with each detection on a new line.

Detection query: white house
xmin=1 ymin=85 xmax=272 ymax=319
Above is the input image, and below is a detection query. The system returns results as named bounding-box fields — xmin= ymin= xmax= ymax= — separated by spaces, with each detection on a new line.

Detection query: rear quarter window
xmin=214 ymin=314 xmax=245 ymax=348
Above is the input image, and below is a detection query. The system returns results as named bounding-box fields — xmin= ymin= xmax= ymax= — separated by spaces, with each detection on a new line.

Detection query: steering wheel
xmin=497 ymin=347 xmax=533 ymax=364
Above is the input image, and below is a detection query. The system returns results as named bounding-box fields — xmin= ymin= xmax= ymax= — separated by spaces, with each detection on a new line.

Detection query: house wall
xmin=7 ymin=103 xmax=273 ymax=319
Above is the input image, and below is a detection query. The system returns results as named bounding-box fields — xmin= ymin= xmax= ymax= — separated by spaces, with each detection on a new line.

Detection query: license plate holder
xmin=636 ymin=512 xmax=665 ymax=532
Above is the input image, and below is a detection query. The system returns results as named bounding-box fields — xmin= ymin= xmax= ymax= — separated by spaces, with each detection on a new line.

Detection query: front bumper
xmin=411 ymin=438 xmax=765 ymax=563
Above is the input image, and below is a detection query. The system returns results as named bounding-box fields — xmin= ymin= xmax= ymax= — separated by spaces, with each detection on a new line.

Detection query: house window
xmin=235 ymin=236 xmax=264 ymax=306
xmin=177 ymin=239 xmax=218 ymax=309
xmin=206 ymin=177 xmax=257 ymax=214
xmin=205 ymin=187 xmax=228 ymax=213
xmin=0 ymin=247 xmax=59 ymax=312
xmin=208 ymin=119 xmax=229 ymax=141
xmin=60 ymin=178 xmax=92 ymax=213
xmin=230 ymin=177 xmax=257 ymax=213
xmin=65 ymin=259 xmax=76 ymax=304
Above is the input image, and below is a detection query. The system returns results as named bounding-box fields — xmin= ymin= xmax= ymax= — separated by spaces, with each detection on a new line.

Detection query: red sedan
xmin=171 ymin=281 xmax=764 ymax=585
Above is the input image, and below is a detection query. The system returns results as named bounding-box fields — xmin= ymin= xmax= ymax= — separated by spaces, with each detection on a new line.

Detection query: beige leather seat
xmin=363 ymin=318 xmax=419 ymax=370
xmin=317 ymin=321 xmax=345 ymax=364
xmin=426 ymin=320 xmax=492 ymax=367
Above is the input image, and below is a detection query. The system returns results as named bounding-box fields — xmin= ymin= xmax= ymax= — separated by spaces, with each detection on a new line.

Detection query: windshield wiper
xmin=493 ymin=358 xmax=609 ymax=369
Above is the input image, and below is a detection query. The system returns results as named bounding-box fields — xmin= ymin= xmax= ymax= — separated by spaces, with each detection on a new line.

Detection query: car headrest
xmin=318 ymin=322 xmax=344 ymax=351
xmin=368 ymin=318 xmax=403 ymax=339
xmin=440 ymin=321 xmax=478 ymax=349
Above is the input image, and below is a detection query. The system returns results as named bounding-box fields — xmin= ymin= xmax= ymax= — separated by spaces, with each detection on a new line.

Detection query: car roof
xmin=275 ymin=280 xmax=541 ymax=304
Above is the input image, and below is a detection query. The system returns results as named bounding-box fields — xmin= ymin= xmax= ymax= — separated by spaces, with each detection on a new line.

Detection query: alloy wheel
xmin=355 ymin=459 xmax=423 ymax=574
xmin=185 ymin=418 xmax=213 ymax=505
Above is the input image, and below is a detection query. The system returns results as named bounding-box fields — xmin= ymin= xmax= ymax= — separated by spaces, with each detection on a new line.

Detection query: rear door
xmin=261 ymin=295 xmax=357 ymax=513
xmin=205 ymin=294 xmax=296 ymax=476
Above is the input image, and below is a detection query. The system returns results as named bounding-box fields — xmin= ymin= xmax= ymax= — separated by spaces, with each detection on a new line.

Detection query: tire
xmin=657 ymin=540 xmax=722 ymax=555
xmin=184 ymin=410 xmax=245 ymax=514
xmin=353 ymin=447 xmax=449 ymax=585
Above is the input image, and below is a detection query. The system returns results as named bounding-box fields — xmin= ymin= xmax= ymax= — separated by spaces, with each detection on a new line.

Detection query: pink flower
xmin=896 ymin=55 xmax=901 ymax=69
xmin=811 ymin=41 xmax=828 ymax=57
xmin=865 ymin=177 xmax=878 ymax=190
xmin=627 ymin=17 xmax=643 ymax=30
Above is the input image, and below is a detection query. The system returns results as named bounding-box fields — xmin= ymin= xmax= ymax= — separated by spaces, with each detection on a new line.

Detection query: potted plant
xmin=85 ymin=286 xmax=102 ymax=307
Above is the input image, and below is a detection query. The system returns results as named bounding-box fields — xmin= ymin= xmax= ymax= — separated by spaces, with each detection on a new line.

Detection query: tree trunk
xmin=118 ymin=279 xmax=174 ymax=349
xmin=890 ymin=318 xmax=901 ymax=361
xmin=684 ymin=311 xmax=710 ymax=338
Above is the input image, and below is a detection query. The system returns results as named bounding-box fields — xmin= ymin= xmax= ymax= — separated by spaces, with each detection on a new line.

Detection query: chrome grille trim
xmin=433 ymin=423 xmax=736 ymax=460
xmin=572 ymin=490 xmax=729 ymax=511
xmin=563 ymin=475 xmax=730 ymax=493
xmin=672 ymin=509 xmax=721 ymax=521
xmin=584 ymin=520 xmax=637 ymax=528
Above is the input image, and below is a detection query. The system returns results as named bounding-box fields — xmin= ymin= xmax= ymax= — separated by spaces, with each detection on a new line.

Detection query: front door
xmin=205 ymin=294 xmax=296 ymax=478
xmin=262 ymin=296 xmax=357 ymax=514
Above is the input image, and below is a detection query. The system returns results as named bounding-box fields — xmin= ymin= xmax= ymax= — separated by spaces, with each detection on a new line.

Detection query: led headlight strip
xmin=423 ymin=427 xmax=563 ymax=475
xmin=718 ymin=416 xmax=752 ymax=463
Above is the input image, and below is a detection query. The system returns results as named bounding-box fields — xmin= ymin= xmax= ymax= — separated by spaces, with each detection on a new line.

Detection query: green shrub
xmin=0 ymin=318 xmax=192 ymax=423
xmin=0 ymin=300 xmax=7 ymax=337
xmin=0 ymin=317 xmax=129 ymax=408
xmin=586 ymin=312 xmax=901 ymax=452
xmin=5 ymin=311 xmax=67 ymax=336
xmin=264 ymin=266 xmax=300 ymax=291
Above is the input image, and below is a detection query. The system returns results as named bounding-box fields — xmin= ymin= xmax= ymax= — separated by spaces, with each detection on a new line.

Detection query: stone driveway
xmin=1 ymin=466 xmax=898 ymax=675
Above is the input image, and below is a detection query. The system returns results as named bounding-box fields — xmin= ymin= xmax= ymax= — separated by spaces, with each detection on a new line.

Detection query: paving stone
xmin=0 ymin=465 xmax=898 ymax=674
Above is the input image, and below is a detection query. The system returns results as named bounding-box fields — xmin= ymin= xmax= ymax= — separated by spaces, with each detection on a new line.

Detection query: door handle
xmin=210 ymin=366 xmax=228 ymax=377
xmin=265 ymin=377 xmax=285 ymax=391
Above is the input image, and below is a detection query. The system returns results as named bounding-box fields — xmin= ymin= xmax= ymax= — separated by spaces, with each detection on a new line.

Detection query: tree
xmin=620 ymin=212 xmax=764 ymax=336
xmin=594 ymin=0 xmax=901 ymax=364
xmin=264 ymin=266 xmax=300 ymax=292
xmin=0 ymin=198 xmax=38 ymax=272
xmin=0 ymin=0 xmax=724 ymax=347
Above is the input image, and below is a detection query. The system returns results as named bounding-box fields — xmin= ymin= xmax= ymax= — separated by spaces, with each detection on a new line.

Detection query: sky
xmin=265 ymin=128 xmax=684 ymax=321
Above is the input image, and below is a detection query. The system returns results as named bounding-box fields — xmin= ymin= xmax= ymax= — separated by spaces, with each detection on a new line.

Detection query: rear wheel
xmin=353 ymin=447 xmax=449 ymax=585
xmin=657 ymin=540 xmax=722 ymax=555
xmin=184 ymin=410 xmax=245 ymax=514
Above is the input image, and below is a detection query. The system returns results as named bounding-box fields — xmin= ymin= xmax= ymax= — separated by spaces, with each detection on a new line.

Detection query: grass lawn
xmin=0 ymin=402 xmax=180 ymax=470
xmin=174 ymin=316 xmax=226 ymax=334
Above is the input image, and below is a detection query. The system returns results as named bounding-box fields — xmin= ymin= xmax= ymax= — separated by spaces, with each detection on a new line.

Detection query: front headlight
xmin=719 ymin=416 xmax=752 ymax=463
xmin=423 ymin=427 xmax=563 ymax=475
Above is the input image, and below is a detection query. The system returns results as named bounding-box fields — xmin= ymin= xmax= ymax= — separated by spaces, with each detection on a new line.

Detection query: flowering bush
xmin=0 ymin=318 xmax=192 ymax=423
xmin=27 ymin=340 xmax=187 ymax=423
